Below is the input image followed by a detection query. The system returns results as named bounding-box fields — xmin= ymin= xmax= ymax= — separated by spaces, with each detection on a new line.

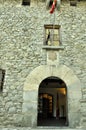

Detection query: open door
xmin=38 ymin=93 xmax=53 ymax=119
xmin=37 ymin=76 xmax=68 ymax=126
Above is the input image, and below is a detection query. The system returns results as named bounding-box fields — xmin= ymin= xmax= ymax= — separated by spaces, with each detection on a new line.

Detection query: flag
xmin=50 ymin=0 xmax=57 ymax=14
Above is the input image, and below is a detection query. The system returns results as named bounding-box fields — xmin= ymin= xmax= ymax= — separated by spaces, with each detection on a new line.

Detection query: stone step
xmin=0 ymin=127 xmax=85 ymax=130
xmin=32 ymin=127 xmax=85 ymax=130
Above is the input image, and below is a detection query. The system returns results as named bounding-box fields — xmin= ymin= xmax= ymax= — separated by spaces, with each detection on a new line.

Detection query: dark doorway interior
xmin=37 ymin=76 xmax=68 ymax=126
xmin=38 ymin=93 xmax=53 ymax=119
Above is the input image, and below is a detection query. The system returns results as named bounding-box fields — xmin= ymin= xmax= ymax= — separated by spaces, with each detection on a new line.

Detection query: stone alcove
xmin=22 ymin=65 xmax=82 ymax=128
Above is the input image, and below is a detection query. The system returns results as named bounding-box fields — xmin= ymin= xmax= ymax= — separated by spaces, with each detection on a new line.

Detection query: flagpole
xmin=52 ymin=8 xmax=56 ymax=46
xmin=49 ymin=0 xmax=57 ymax=46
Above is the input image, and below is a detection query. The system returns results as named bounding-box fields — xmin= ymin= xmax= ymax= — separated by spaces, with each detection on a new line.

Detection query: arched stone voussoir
xmin=63 ymin=69 xmax=82 ymax=91
xmin=24 ymin=64 xmax=82 ymax=93
xmin=24 ymin=65 xmax=53 ymax=90
xmin=51 ymin=64 xmax=71 ymax=79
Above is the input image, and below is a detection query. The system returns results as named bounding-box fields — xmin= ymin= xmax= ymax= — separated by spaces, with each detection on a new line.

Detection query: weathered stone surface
xmin=23 ymin=65 xmax=82 ymax=127
xmin=0 ymin=127 xmax=85 ymax=130
xmin=47 ymin=50 xmax=59 ymax=65
xmin=0 ymin=0 xmax=86 ymax=128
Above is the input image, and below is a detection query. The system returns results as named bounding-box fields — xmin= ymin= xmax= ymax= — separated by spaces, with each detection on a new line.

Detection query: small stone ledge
xmin=42 ymin=45 xmax=64 ymax=50
xmin=80 ymin=99 xmax=86 ymax=103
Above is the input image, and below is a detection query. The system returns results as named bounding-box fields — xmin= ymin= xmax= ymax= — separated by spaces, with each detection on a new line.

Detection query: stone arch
xmin=22 ymin=65 xmax=82 ymax=128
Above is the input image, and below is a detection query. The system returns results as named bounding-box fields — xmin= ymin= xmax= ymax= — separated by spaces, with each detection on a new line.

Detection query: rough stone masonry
xmin=0 ymin=0 xmax=86 ymax=129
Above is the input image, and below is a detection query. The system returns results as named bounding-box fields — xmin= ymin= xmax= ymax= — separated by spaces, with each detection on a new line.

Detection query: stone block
xmin=13 ymin=114 xmax=23 ymax=126
xmin=22 ymin=102 xmax=37 ymax=113
xmin=8 ymin=107 xmax=16 ymax=114
xmin=68 ymin=112 xmax=81 ymax=128
xmin=23 ymin=90 xmax=38 ymax=102
xmin=70 ymin=0 xmax=77 ymax=6
xmin=47 ymin=51 xmax=59 ymax=66
xmin=22 ymin=114 xmax=32 ymax=127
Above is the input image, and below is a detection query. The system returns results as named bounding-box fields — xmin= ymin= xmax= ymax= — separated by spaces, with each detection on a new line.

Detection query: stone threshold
xmin=0 ymin=127 xmax=85 ymax=130
xmin=80 ymin=99 xmax=86 ymax=103
xmin=34 ymin=126 xmax=84 ymax=130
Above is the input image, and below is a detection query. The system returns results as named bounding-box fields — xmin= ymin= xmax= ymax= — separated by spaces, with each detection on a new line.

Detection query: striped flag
xmin=50 ymin=0 xmax=57 ymax=14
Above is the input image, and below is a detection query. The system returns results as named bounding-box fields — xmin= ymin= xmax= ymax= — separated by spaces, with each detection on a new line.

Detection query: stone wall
xmin=0 ymin=0 xmax=86 ymax=128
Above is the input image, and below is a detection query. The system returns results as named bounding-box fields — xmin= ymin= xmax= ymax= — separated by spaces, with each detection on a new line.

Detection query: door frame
xmin=22 ymin=65 xmax=82 ymax=128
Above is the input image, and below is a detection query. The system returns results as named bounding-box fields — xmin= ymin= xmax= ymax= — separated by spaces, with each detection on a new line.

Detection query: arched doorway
xmin=37 ymin=76 xmax=68 ymax=126
xmin=22 ymin=65 xmax=82 ymax=128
